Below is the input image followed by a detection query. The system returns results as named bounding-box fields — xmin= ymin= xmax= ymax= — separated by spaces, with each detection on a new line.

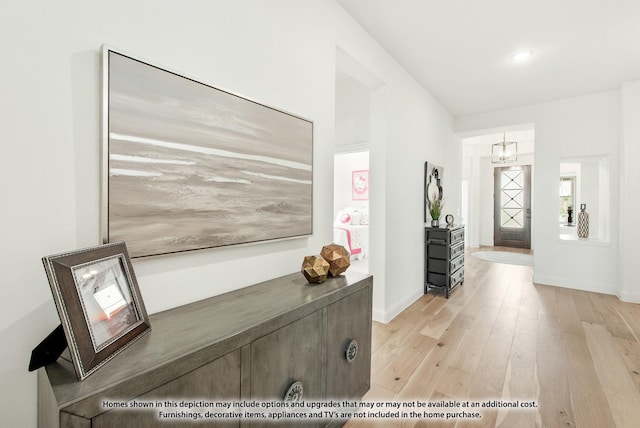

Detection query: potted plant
xmin=429 ymin=199 xmax=443 ymax=227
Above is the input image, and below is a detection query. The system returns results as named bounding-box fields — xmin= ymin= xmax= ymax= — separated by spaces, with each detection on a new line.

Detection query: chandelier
xmin=492 ymin=133 xmax=518 ymax=164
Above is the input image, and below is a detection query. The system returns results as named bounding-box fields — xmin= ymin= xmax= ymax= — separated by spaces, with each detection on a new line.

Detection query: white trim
xmin=335 ymin=142 xmax=370 ymax=154
xmin=558 ymin=237 xmax=612 ymax=247
xmin=533 ymin=274 xmax=617 ymax=296
xmin=618 ymin=291 xmax=640 ymax=304
xmin=534 ymin=274 xmax=640 ymax=304
xmin=372 ymin=308 xmax=386 ymax=323
xmin=372 ymin=290 xmax=423 ymax=324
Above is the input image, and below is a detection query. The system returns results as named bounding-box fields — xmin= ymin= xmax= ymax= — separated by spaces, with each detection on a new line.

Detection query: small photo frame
xmin=352 ymin=170 xmax=369 ymax=200
xmin=42 ymin=241 xmax=150 ymax=380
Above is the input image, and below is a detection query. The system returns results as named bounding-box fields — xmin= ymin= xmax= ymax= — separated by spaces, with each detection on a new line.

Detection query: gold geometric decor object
xmin=320 ymin=244 xmax=350 ymax=277
xmin=301 ymin=255 xmax=330 ymax=284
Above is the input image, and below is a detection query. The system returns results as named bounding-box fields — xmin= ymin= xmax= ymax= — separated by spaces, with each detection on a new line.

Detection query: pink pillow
xmin=339 ymin=212 xmax=351 ymax=224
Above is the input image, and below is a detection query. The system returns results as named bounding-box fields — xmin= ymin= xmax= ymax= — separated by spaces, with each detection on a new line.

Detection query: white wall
xmin=378 ymin=86 xmax=457 ymax=321
xmin=620 ymin=80 xmax=640 ymax=302
xmin=456 ymin=91 xmax=621 ymax=297
xmin=335 ymin=76 xmax=370 ymax=151
xmin=0 ymin=1 xmax=456 ymax=425
xmin=444 ymin=135 xmax=464 ymax=228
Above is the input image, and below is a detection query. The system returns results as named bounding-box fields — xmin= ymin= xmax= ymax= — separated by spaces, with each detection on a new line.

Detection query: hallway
xmin=346 ymin=247 xmax=640 ymax=427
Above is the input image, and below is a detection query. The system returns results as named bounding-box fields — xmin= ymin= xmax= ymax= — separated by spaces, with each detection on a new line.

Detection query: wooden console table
xmin=38 ymin=271 xmax=373 ymax=427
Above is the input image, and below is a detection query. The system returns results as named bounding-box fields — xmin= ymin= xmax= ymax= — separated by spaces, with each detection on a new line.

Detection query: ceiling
xmin=463 ymin=129 xmax=535 ymax=155
xmin=337 ymin=0 xmax=640 ymax=117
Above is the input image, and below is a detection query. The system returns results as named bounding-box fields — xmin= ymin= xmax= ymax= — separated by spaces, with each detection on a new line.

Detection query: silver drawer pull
xmin=284 ymin=381 xmax=304 ymax=402
xmin=346 ymin=339 xmax=359 ymax=363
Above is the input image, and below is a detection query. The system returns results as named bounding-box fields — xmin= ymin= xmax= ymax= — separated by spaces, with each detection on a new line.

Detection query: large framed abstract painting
xmin=101 ymin=47 xmax=313 ymax=258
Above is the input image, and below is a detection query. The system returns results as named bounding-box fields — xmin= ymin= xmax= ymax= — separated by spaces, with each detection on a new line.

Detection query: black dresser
xmin=424 ymin=225 xmax=465 ymax=298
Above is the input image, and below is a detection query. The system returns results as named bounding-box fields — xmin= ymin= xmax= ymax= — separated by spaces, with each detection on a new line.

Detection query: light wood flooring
xmin=345 ymin=247 xmax=640 ymax=428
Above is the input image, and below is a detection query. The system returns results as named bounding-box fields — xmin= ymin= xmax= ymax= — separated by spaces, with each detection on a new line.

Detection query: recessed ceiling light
xmin=512 ymin=51 xmax=532 ymax=62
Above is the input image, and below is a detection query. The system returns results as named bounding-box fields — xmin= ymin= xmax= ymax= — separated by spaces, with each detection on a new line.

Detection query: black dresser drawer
xmin=428 ymin=258 xmax=447 ymax=273
xmin=427 ymin=271 xmax=447 ymax=287
xmin=427 ymin=228 xmax=449 ymax=242
xmin=451 ymin=228 xmax=465 ymax=245
xmin=428 ymin=244 xmax=448 ymax=260
xmin=450 ymin=255 xmax=464 ymax=273
xmin=450 ymin=242 xmax=465 ymax=259
xmin=451 ymin=268 xmax=464 ymax=287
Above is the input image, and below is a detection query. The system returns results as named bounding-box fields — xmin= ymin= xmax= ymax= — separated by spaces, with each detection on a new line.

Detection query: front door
xmin=494 ymin=165 xmax=531 ymax=249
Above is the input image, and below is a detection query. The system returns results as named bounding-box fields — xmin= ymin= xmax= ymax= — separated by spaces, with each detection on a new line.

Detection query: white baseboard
xmin=373 ymin=277 xmax=640 ymax=323
xmin=618 ymin=290 xmax=640 ymax=304
xmin=533 ymin=274 xmax=618 ymax=297
xmin=372 ymin=309 xmax=386 ymax=323
xmin=372 ymin=289 xmax=423 ymax=324
xmin=534 ymin=274 xmax=640 ymax=304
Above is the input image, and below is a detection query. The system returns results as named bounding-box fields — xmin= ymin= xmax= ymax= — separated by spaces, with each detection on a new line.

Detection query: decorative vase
xmin=430 ymin=219 xmax=440 ymax=227
xmin=577 ymin=204 xmax=589 ymax=238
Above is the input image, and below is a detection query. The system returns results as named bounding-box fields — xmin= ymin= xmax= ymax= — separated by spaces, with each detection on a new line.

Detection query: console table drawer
xmin=93 ymin=351 xmax=241 ymax=428
xmin=326 ymin=287 xmax=372 ymax=400
xmin=250 ymin=310 xmax=324 ymax=403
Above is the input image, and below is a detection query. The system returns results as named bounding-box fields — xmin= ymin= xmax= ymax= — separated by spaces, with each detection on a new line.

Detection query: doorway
xmin=333 ymin=152 xmax=369 ymax=273
xmin=334 ymin=47 xmax=387 ymax=275
xmin=494 ymin=165 xmax=531 ymax=249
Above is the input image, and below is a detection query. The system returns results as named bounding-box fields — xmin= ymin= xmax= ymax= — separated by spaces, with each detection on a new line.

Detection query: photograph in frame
xmin=72 ymin=256 xmax=137 ymax=352
xmin=42 ymin=241 xmax=150 ymax=380
xmin=102 ymin=46 xmax=314 ymax=258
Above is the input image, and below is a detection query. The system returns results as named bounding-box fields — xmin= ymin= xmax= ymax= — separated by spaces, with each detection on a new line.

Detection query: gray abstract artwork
xmin=104 ymin=50 xmax=313 ymax=257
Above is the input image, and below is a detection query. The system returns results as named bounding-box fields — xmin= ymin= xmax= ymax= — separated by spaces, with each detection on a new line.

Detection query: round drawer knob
xmin=345 ymin=339 xmax=359 ymax=363
xmin=284 ymin=381 xmax=304 ymax=402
